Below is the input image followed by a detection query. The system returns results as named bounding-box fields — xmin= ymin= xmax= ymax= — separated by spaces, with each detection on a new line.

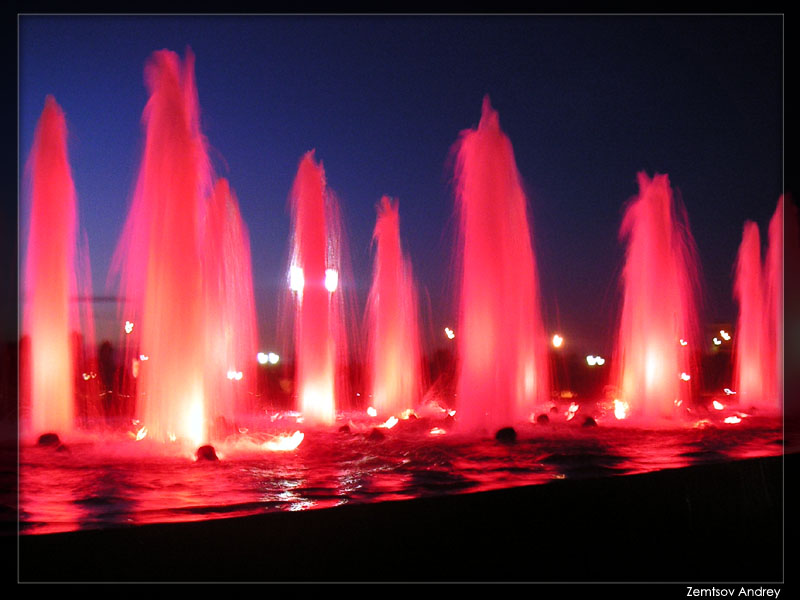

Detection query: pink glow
xmin=613 ymin=173 xmax=701 ymax=423
xmin=22 ymin=96 xmax=79 ymax=439
xmin=365 ymin=197 xmax=424 ymax=418
xmin=451 ymin=97 xmax=549 ymax=432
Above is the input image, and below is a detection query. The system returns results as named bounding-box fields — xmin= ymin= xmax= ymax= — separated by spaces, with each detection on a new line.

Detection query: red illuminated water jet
xmin=22 ymin=96 xmax=80 ymax=440
xmin=202 ymin=178 xmax=260 ymax=434
xmin=613 ymin=173 xmax=701 ymax=423
xmin=288 ymin=151 xmax=348 ymax=425
xmin=111 ymin=50 xmax=213 ymax=446
xmin=734 ymin=197 xmax=783 ymax=415
xmin=365 ymin=196 xmax=424 ymax=417
xmin=451 ymin=97 xmax=550 ymax=433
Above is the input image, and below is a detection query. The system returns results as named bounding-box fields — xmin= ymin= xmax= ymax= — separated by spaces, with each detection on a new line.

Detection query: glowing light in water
xmin=613 ymin=399 xmax=629 ymax=420
xmin=125 ymin=321 xmax=134 ymax=334
xmin=452 ymin=96 xmax=549 ymax=432
xmin=444 ymin=327 xmax=455 ymax=340
xmin=724 ymin=416 xmax=742 ymax=424
xmin=613 ymin=173 xmax=701 ymax=422
xmin=324 ymin=268 xmax=339 ymax=292
xmin=22 ymin=95 xmax=82 ymax=439
xmin=366 ymin=406 xmax=378 ymax=417
xmin=552 ymin=334 xmax=564 ymax=348
xmin=263 ymin=431 xmax=305 ymax=452
xmin=366 ymin=196 xmax=424 ymax=418
xmin=713 ymin=400 xmax=725 ymax=410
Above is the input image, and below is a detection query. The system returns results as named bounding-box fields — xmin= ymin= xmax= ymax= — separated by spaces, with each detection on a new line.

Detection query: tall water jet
xmin=21 ymin=96 xmax=79 ymax=439
xmin=111 ymin=50 xmax=212 ymax=446
xmin=288 ymin=151 xmax=346 ymax=425
xmin=733 ymin=221 xmax=764 ymax=408
xmin=451 ymin=96 xmax=549 ymax=433
xmin=203 ymin=178 xmax=259 ymax=433
xmin=613 ymin=173 xmax=701 ymax=423
xmin=365 ymin=196 xmax=424 ymax=417
xmin=762 ymin=196 xmax=783 ymax=414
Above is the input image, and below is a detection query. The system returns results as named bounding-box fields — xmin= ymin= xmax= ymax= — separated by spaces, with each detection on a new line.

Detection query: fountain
xmin=16 ymin=49 xmax=786 ymax=583
xmin=612 ymin=172 xmax=701 ymax=423
xmin=202 ymin=178 xmax=260 ymax=435
xmin=365 ymin=196 xmax=424 ymax=418
xmin=451 ymin=96 xmax=550 ymax=433
xmin=110 ymin=49 xmax=213 ymax=447
xmin=288 ymin=151 xmax=348 ymax=425
xmin=21 ymin=96 xmax=80 ymax=442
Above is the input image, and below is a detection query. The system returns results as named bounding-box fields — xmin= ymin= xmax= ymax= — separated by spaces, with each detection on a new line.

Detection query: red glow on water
xmin=366 ymin=196 xmax=424 ymax=418
xmin=613 ymin=173 xmax=701 ymax=423
xmin=452 ymin=96 xmax=549 ymax=432
xmin=22 ymin=96 xmax=79 ymax=439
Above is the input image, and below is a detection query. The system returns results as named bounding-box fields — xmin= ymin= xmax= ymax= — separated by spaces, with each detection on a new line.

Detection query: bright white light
xmin=586 ymin=355 xmax=597 ymax=366
xmin=724 ymin=416 xmax=742 ymax=424
xmin=720 ymin=330 xmax=731 ymax=341
xmin=227 ymin=370 xmax=243 ymax=381
xmin=613 ymin=399 xmax=629 ymax=420
xmin=430 ymin=427 xmax=446 ymax=436
xmin=257 ymin=352 xmax=269 ymax=365
xmin=324 ymin=268 xmax=339 ymax=292
xmin=124 ymin=320 xmax=134 ymax=334
xmin=552 ymin=334 xmax=564 ymax=348
xmin=679 ymin=338 xmax=688 ymax=346
xmin=713 ymin=337 xmax=722 ymax=346
xmin=268 ymin=352 xmax=280 ymax=365
xmin=724 ymin=388 xmax=737 ymax=395
xmin=379 ymin=416 xmax=399 ymax=429
xmin=444 ymin=327 xmax=455 ymax=340
xmin=713 ymin=400 xmax=725 ymax=410
xmin=680 ymin=372 xmax=691 ymax=381
xmin=263 ymin=431 xmax=305 ymax=451
xmin=366 ymin=406 xmax=378 ymax=417
xmin=289 ymin=265 xmax=304 ymax=292
xmin=139 ymin=354 xmax=149 ymax=361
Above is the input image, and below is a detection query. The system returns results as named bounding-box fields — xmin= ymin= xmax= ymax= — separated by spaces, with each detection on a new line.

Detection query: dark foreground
xmin=17 ymin=453 xmax=789 ymax=583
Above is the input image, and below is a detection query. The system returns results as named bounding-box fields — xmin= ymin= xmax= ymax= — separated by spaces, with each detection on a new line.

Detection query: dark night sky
xmin=17 ymin=14 xmax=784 ymax=359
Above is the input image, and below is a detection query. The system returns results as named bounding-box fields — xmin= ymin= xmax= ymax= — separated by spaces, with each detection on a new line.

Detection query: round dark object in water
xmin=495 ymin=426 xmax=517 ymax=444
xmin=368 ymin=427 xmax=386 ymax=441
xmin=582 ymin=416 xmax=598 ymax=428
xmin=536 ymin=414 xmax=550 ymax=425
xmin=37 ymin=433 xmax=61 ymax=447
xmin=338 ymin=424 xmax=351 ymax=433
xmin=195 ymin=445 xmax=219 ymax=461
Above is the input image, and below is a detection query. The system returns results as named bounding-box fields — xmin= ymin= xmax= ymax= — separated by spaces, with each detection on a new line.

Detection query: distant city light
xmin=552 ymin=334 xmax=564 ymax=348
xmin=124 ymin=320 xmax=134 ymax=334
xmin=324 ymin=268 xmax=339 ymax=292
xmin=679 ymin=338 xmax=688 ymax=346
xmin=586 ymin=355 xmax=604 ymax=366
xmin=444 ymin=327 xmax=455 ymax=340
xmin=712 ymin=337 xmax=722 ymax=346
xmin=139 ymin=354 xmax=149 ymax=361
xmin=680 ymin=372 xmax=691 ymax=381
xmin=719 ymin=330 xmax=731 ymax=341
xmin=227 ymin=370 xmax=244 ymax=381
xmin=268 ymin=352 xmax=280 ymax=365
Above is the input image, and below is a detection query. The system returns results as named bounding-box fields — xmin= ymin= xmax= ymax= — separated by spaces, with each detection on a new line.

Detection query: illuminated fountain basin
xmin=17 ymin=403 xmax=784 ymax=537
